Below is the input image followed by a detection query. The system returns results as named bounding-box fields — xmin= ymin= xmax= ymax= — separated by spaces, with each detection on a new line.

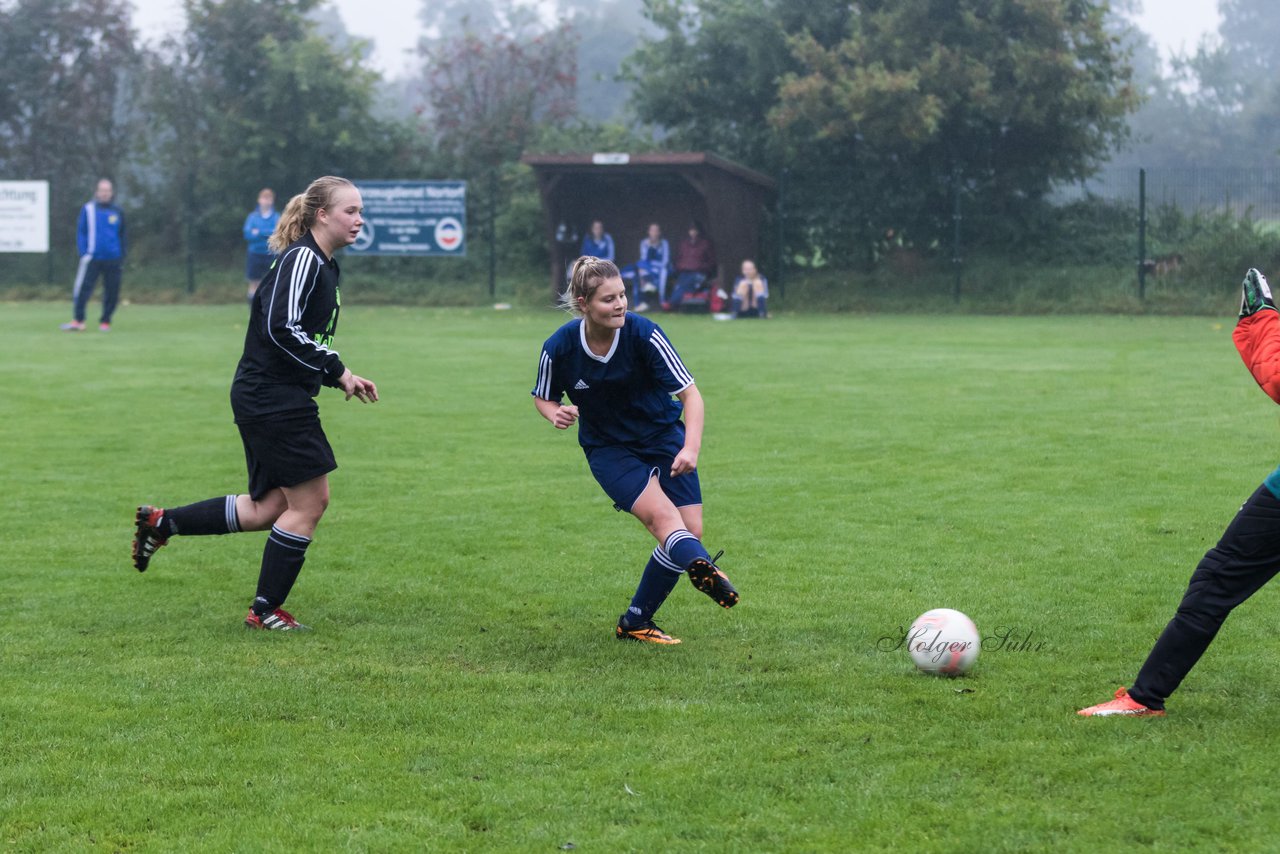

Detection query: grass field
xmin=4 ymin=301 xmax=1280 ymax=851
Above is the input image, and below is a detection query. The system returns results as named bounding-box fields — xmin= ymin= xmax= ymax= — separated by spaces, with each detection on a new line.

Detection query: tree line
xmin=0 ymin=0 xmax=1274 ymax=284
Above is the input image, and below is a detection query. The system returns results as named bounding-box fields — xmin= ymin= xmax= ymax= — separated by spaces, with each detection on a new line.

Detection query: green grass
xmin=3 ymin=302 xmax=1279 ymax=851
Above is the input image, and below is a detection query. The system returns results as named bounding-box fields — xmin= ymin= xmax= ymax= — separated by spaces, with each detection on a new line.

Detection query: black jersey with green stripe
xmin=231 ymin=231 xmax=345 ymax=423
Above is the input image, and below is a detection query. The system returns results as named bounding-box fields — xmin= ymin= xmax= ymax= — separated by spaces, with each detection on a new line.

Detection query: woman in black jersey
xmin=131 ymin=176 xmax=378 ymax=630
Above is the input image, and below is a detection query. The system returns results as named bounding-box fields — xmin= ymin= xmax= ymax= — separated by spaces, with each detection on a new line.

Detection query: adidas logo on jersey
xmin=574 ymin=379 xmax=590 ymax=389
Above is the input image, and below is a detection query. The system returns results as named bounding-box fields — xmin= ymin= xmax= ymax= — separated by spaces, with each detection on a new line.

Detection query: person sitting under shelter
xmin=666 ymin=221 xmax=717 ymax=311
xmin=732 ymin=259 xmax=769 ymax=318
xmin=620 ymin=222 xmax=671 ymax=311
xmin=580 ymin=219 xmax=615 ymax=262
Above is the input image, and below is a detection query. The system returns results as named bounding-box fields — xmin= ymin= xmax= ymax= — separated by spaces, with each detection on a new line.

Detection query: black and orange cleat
xmin=132 ymin=505 xmax=169 ymax=572
xmin=686 ymin=550 xmax=739 ymax=608
xmin=245 ymin=607 xmax=310 ymax=631
xmin=616 ymin=615 xmax=681 ymax=645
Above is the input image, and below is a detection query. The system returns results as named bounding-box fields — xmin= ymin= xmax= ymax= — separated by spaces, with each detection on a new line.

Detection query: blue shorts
xmin=246 ymin=251 xmax=275 ymax=282
xmin=585 ymin=431 xmax=702 ymax=512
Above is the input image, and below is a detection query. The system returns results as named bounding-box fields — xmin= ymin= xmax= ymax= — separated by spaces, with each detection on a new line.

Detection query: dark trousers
xmin=72 ymin=258 xmax=123 ymax=324
xmin=1129 ymin=484 xmax=1280 ymax=709
xmin=668 ymin=271 xmax=706 ymax=308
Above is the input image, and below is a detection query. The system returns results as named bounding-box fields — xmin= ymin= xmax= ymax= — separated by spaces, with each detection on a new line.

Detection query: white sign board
xmin=0 ymin=181 xmax=50 ymax=253
xmin=591 ymin=152 xmax=630 ymax=165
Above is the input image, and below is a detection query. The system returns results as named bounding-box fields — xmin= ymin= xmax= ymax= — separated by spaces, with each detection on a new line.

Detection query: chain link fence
xmin=772 ymin=165 xmax=1280 ymax=309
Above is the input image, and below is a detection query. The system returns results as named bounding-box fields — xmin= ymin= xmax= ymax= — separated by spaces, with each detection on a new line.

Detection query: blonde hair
xmin=268 ymin=176 xmax=354 ymax=253
xmin=561 ymin=256 xmax=621 ymax=314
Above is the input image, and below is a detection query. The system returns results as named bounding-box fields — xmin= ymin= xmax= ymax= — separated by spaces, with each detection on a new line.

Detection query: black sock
xmin=252 ymin=525 xmax=310 ymax=615
xmin=165 ymin=495 xmax=240 ymax=537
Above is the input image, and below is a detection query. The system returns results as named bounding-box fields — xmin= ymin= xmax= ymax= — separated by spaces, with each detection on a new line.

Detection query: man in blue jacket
xmin=62 ymin=179 xmax=126 ymax=332
xmin=243 ymin=187 xmax=279 ymax=302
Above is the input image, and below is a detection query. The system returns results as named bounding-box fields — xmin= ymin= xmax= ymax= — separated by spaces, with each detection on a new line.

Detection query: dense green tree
xmin=624 ymin=0 xmax=1137 ymax=262
xmin=624 ymin=0 xmax=851 ymax=169
xmin=0 ymin=0 xmax=140 ymax=247
xmin=772 ymin=0 xmax=1138 ymax=237
xmin=137 ymin=0 xmax=405 ymax=253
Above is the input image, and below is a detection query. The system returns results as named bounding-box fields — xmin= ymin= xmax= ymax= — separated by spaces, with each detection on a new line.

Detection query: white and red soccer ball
xmin=908 ymin=608 xmax=980 ymax=676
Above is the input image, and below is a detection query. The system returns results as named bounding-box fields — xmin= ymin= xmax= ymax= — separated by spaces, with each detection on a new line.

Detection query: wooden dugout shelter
xmin=521 ymin=152 xmax=777 ymax=301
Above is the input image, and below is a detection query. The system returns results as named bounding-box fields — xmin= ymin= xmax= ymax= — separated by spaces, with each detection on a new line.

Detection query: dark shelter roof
xmin=521 ymin=152 xmax=776 ymax=301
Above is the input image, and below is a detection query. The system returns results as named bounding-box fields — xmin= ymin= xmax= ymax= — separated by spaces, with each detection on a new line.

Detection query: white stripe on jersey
xmin=265 ymin=246 xmax=337 ymax=370
xmin=534 ymin=349 xmax=554 ymax=399
xmin=649 ymin=330 xmax=695 ymax=391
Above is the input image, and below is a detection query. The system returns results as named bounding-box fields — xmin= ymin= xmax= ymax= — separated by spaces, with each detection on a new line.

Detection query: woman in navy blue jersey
xmin=131 ymin=176 xmax=378 ymax=631
xmin=532 ymin=256 xmax=740 ymax=644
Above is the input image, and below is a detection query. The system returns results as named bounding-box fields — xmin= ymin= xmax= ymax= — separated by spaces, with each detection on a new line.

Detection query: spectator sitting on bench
xmin=667 ymin=221 xmax=717 ymax=310
xmin=732 ymin=259 xmax=769 ymax=318
xmin=580 ymin=219 xmax=615 ymax=262
xmin=620 ymin=222 xmax=671 ymax=312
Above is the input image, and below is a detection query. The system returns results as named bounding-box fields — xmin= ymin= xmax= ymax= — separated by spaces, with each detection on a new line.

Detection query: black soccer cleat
xmin=686 ymin=550 xmax=739 ymax=608
xmin=132 ymin=505 xmax=169 ymax=572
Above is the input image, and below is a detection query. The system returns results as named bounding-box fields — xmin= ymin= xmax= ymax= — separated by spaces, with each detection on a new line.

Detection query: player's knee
xmin=286 ymin=488 xmax=329 ymax=523
xmin=635 ymin=504 xmax=682 ymax=537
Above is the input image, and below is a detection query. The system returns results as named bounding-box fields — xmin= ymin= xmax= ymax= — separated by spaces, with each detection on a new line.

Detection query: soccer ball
xmin=908 ymin=608 xmax=979 ymax=676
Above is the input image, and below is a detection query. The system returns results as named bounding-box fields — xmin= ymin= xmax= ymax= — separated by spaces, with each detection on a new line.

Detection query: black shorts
xmin=237 ymin=412 xmax=337 ymax=500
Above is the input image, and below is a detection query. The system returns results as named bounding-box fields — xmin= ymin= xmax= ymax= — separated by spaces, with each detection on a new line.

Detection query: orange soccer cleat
xmin=616 ymin=616 xmax=682 ymax=645
xmin=1078 ymin=687 xmax=1166 ymax=717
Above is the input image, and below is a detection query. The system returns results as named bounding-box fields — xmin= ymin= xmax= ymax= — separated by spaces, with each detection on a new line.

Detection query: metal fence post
xmin=775 ymin=167 xmax=787 ymax=300
xmin=488 ymin=167 xmax=497 ymax=299
xmin=46 ymin=175 xmax=55 ymax=285
xmin=952 ymin=166 xmax=962 ymax=303
xmin=1137 ymin=167 xmax=1146 ymax=301
xmin=185 ymin=169 xmax=196 ymax=295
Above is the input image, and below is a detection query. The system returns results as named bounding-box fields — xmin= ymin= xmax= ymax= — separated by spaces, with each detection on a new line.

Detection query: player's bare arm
xmin=671 ymin=384 xmax=702 ymax=476
xmin=534 ymin=396 xmax=578 ymax=429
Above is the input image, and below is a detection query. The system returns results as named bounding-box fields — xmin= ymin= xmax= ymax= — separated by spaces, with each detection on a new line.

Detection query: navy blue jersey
xmin=533 ymin=312 xmax=695 ymax=450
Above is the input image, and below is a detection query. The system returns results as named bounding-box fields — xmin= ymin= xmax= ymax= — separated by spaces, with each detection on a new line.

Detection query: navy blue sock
xmin=164 ymin=495 xmax=240 ymax=536
xmin=663 ymin=529 xmax=710 ymax=571
xmin=756 ymin=295 xmax=768 ymax=317
xmin=252 ymin=525 xmax=310 ymax=615
xmin=626 ymin=547 xmax=683 ymax=623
